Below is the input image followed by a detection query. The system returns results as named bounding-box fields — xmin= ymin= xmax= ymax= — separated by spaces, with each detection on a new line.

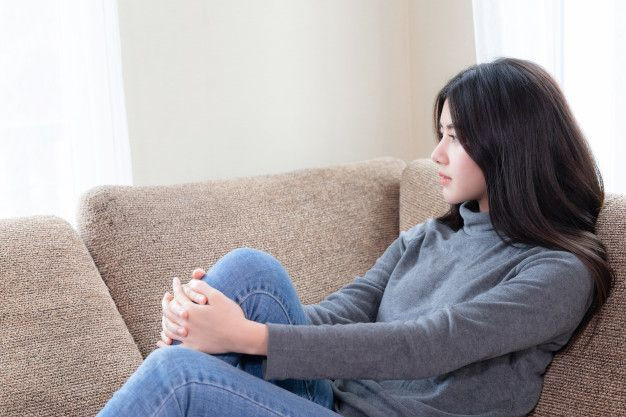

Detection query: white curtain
xmin=0 ymin=0 xmax=132 ymax=226
xmin=472 ymin=0 xmax=625 ymax=195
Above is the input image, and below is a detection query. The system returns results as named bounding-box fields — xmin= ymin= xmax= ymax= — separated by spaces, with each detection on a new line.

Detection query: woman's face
xmin=431 ymin=99 xmax=489 ymax=212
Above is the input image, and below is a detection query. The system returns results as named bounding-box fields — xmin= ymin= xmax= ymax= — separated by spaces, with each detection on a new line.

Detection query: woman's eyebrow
xmin=438 ymin=123 xmax=455 ymax=129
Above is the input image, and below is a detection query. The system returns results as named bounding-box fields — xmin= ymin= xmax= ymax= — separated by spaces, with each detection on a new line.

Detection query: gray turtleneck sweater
xmin=261 ymin=201 xmax=595 ymax=417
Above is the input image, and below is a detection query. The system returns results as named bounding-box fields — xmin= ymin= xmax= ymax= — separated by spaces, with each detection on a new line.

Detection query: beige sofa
xmin=1 ymin=157 xmax=624 ymax=416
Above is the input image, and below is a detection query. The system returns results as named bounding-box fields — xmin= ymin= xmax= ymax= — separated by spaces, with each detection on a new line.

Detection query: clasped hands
xmin=157 ymin=268 xmax=268 ymax=356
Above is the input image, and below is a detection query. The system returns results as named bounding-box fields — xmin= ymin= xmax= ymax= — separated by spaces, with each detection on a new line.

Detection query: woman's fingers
xmin=183 ymin=283 xmax=207 ymax=304
xmin=163 ymin=303 xmax=185 ymax=327
xmin=187 ymin=266 xmax=208 ymax=304
xmin=161 ymin=327 xmax=180 ymax=341
xmin=158 ymin=273 xmax=207 ymax=349
xmin=162 ymin=323 xmax=178 ymax=341
xmin=162 ymin=315 xmax=187 ymax=338
xmin=171 ymin=278 xmax=191 ymax=318
xmin=161 ymin=292 xmax=173 ymax=311
xmin=161 ymin=293 xmax=187 ymax=325
xmin=159 ymin=330 xmax=172 ymax=345
xmin=191 ymin=268 xmax=206 ymax=279
xmin=173 ymin=277 xmax=192 ymax=308
xmin=158 ymin=278 xmax=196 ymax=348
xmin=156 ymin=340 xmax=168 ymax=348
xmin=170 ymin=298 xmax=188 ymax=319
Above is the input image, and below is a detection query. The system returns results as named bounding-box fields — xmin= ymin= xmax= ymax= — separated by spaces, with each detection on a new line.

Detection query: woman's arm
xmin=159 ymin=224 xmax=421 ymax=354
xmin=262 ymin=251 xmax=595 ymax=381
xmin=303 ymin=224 xmax=422 ymax=325
xmin=239 ymin=321 xmax=269 ymax=355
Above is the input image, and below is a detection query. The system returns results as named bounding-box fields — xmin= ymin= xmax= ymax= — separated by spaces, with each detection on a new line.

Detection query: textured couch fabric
xmin=77 ymin=157 xmax=406 ymax=358
xmin=399 ymin=159 xmax=626 ymax=416
xmin=1 ymin=157 xmax=624 ymax=417
xmin=0 ymin=216 xmax=143 ymax=417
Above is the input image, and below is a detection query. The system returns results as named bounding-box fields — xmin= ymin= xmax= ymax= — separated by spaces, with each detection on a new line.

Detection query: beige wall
xmin=117 ymin=0 xmax=476 ymax=186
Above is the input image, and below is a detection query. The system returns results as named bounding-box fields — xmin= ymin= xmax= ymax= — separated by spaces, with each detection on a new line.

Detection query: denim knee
xmin=143 ymin=346 xmax=230 ymax=383
xmin=211 ymin=247 xmax=304 ymax=320
xmin=144 ymin=345 xmax=200 ymax=370
xmin=217 ymin=247 xmax=290 ymax=285
xmin=223 ymin=247 xmax=281 ymax=269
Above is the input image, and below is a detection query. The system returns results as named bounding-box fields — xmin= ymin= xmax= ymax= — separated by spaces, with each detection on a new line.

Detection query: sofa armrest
xmin=0 ymin=216 xmax=142 ymax=417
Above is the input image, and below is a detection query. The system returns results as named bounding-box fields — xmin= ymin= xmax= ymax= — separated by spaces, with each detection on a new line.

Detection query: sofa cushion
xmin=399 ymin=158 xmax=626 ymax=416
xmin=77 ymin=157 xmax=406 ymax=358
xmin=399 ymin=158 xmax=449 ymax=230
xmin=0 ymin=216 xmax=143 ymax=417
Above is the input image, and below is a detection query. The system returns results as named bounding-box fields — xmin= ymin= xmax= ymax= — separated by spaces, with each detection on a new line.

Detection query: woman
xmin=97 ymin=57 xmax=613 ymax=417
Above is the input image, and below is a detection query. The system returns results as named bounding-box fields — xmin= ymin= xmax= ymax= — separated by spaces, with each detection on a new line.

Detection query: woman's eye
xmin=437 ymin=132 xmax=457 ymax=142
xmin=439 ymin=132 xmax=455 ymax=140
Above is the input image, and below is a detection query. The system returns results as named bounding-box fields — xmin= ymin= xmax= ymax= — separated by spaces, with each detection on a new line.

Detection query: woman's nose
xmin=431 ymin=141 xmax=447 ymax=165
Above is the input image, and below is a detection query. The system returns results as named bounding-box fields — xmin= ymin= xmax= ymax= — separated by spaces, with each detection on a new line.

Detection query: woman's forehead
xmin=439 ymin=100 xmax=455 ymax=129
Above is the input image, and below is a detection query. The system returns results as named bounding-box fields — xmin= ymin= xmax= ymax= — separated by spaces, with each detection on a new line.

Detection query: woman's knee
xmin=222 ymin=247 xmax=280 ymax=269
xmin=144 ymin=345 xmax=201 ymax=370
xmin=135 ymin=347 xmax=242 ymax=404
xmin=214 ymin=247 xmax=290 ymax=286
xmin=203 ymin=247 xmax=302 ymax=316
xmin=142 ymin=346 xmax=228 ymax=383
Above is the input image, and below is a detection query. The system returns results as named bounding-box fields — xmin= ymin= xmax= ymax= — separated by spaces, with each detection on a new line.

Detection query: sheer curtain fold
xmin=0 ymin=0 xmax=132 ymax=226
xmin=472 ymin=0 xmax=625 ymax=194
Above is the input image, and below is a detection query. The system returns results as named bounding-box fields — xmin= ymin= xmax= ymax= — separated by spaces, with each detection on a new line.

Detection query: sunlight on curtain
xmin=0 ymin=0 xmax=132 ymax=226
xmin=472 ymin=0 xmax=625 ymax=194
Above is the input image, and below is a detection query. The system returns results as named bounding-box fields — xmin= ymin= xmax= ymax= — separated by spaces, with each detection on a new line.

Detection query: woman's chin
xmin=441 ymin=191 xmax=462 ymax=205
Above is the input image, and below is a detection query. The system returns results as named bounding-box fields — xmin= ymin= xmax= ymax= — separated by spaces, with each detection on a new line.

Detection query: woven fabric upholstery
xmin=399 ymin=158 xmax=449 ymax=230
xmin=0 ymin=216 xmax=142 ymax=417
xmin=77 ymin=157 xmax=406 ymax=358
xmin=529 ymin=193 xmax=626 ymax=416
xmin=400 ymin=159 xmax=626 ymax=416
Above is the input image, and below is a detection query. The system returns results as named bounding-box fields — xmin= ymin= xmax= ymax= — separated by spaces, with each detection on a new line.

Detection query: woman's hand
xmin=157 ymin=275 xmax=254 ymax=354
xmin=182 ymin=267 xmax=209 ymax=304
xmin=157 ymin=268 xmax=207 ymax=346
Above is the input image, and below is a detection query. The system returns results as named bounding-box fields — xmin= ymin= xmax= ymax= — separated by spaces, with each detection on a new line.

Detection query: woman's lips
xmin=439 ymin=173 xmax=452 ymax=185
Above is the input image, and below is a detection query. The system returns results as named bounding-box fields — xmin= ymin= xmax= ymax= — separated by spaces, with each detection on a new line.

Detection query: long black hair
xmin=433 ymin=57 xmax=613 ymax=326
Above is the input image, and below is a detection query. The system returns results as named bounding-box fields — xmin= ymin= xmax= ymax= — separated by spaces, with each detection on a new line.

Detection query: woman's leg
xmin=100 ymin=247 xmax=335 ymax=415
xmin=170 ymin=247 xmax=334 ymax=408
xmin=96 ymin=345 xmax=340 ymax=417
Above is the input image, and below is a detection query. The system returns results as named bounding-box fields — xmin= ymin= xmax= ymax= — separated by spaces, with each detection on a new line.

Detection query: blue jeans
xmin=97 ymin=247 xmax=340 ymax=417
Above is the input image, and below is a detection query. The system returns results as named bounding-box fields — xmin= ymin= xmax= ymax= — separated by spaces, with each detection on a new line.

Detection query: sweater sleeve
xmin=302 ymin=224 xmax=421 ymax=325
xmin=262 ymin=250 xmax=595 ymax=381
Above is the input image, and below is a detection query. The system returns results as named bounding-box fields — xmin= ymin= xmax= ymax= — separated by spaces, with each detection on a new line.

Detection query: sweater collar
xmin=459 ymin=201 xmax=495 ymax=236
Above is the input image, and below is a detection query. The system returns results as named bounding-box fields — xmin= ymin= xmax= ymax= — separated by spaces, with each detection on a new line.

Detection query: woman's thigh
xmin=97 ymin=345 xmax=341 ymax=417
xmin=173 ymin=247 xmax=334 ymax=409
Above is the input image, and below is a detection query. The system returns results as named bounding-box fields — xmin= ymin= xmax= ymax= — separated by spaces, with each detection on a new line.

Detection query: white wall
xmin=410 ymin=0 xmax=477 ymax=156
xmin=117 ymin=0 xmax=476 ymax=186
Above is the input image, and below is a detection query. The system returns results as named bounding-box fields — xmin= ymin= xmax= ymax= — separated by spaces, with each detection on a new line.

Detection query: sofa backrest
xmin=399 ymin=159 xmax=626 ymax=416
xmin=0 ymin=216 xmax=143 ymax=417
xmin=77 ymin=157 xmax=406 ymax=358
